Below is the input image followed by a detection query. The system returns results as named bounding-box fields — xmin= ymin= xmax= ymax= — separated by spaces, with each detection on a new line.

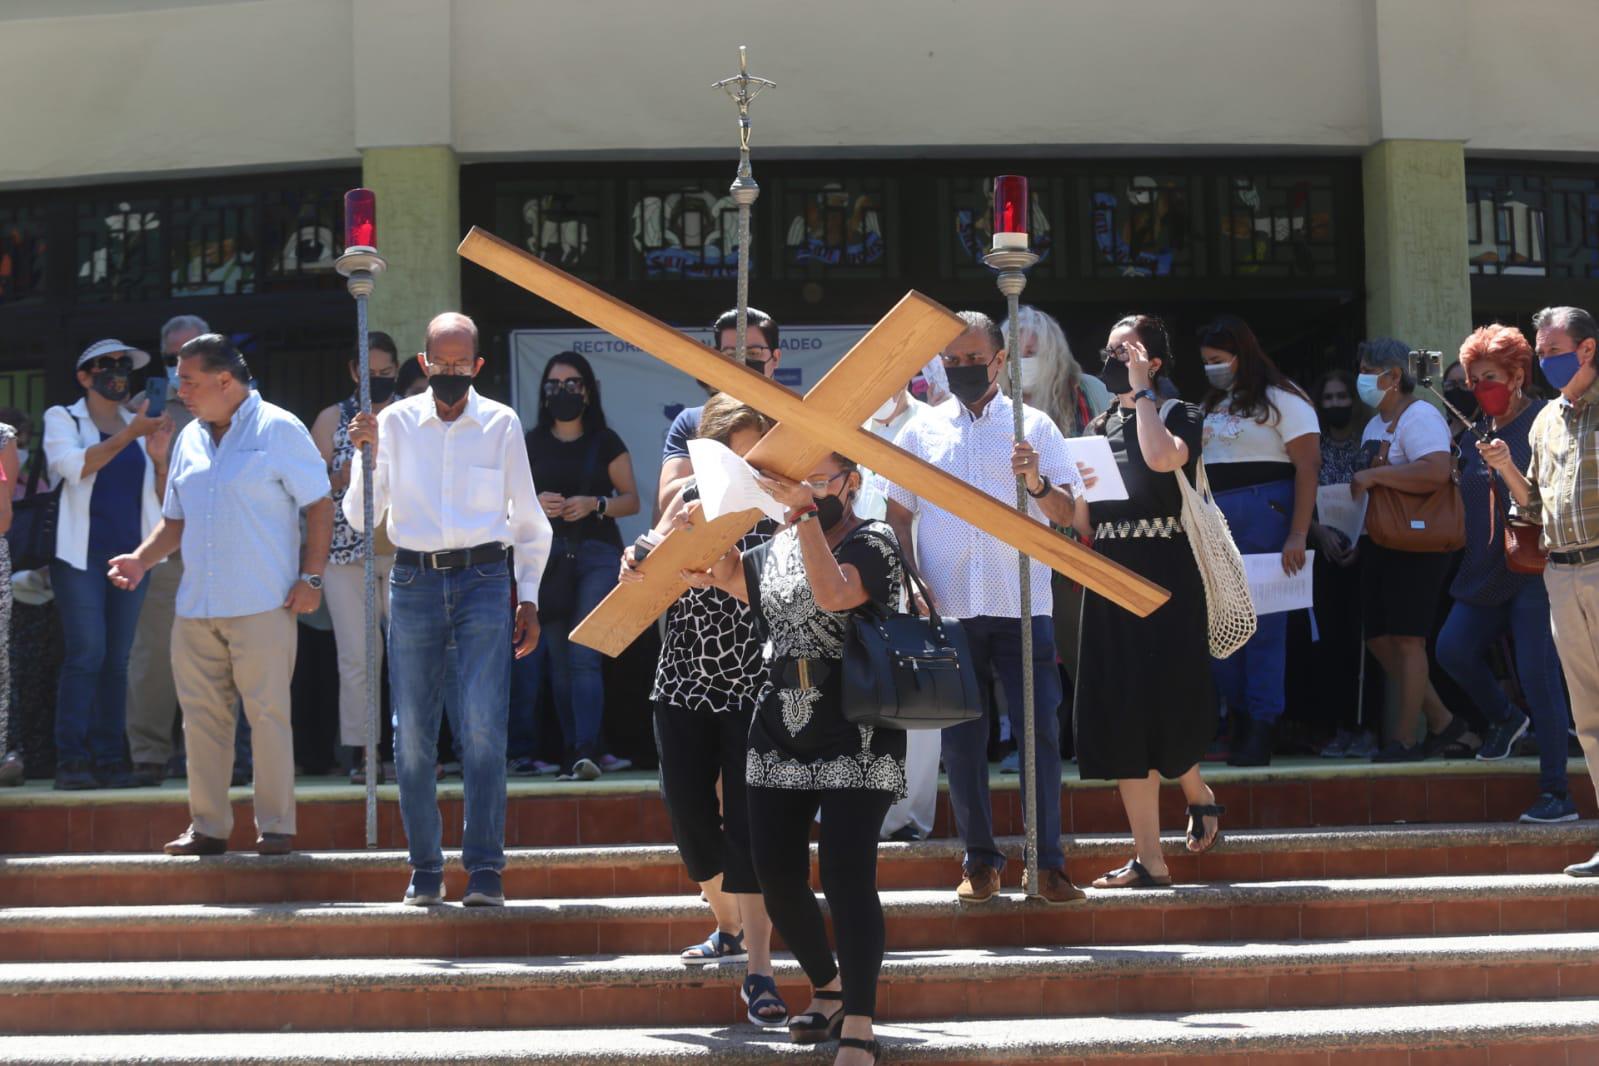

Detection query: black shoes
xmin=1227 ymin=718 xmax=1274 ymax=767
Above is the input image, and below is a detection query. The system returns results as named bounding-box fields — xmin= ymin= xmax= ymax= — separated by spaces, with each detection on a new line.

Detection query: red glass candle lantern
xmin=344 ymin=188 xmax=377 ymax=250
xmin=992 ymin=175 xmax=1029 ymax=251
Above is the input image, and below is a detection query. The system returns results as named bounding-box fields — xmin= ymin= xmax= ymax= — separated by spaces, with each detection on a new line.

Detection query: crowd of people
xmin=0 ymin=297 xmax=1596 ymax=1065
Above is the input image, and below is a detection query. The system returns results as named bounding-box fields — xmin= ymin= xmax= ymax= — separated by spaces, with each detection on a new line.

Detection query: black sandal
xmin=838 ymin=1036 xmax=882 ymax=1064
xmin=1091 ymin=859 xmax=1172 ymax=888
xmin=1187 ymin=803 xmax=1226 ymax=854
xmin=788 ymin=989 xmax=844 ymax=1045
xmin=741 ymin=973 xmax=789 ymax=1027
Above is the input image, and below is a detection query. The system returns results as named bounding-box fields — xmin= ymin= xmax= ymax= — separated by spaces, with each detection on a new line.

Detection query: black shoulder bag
xmin=841 ymin=531 xmax=981 ymax=731
xmin=536 ymin=433 xmax=603 ymax=621
xmin=8 ymin=414 xmax=76 ymax=573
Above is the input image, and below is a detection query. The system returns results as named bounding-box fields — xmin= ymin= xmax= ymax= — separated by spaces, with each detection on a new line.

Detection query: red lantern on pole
xmin=992 ymin=175 xmax=1029 ymax=251
xmin=344 ymin=188 xmax=377 ymax=250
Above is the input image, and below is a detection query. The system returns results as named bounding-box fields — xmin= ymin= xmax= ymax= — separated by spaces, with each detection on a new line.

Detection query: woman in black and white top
xmin=692 ymin=451 xmax=904 ymax=1066
xmin=619 ymin=394 xmax=787 ymax=1027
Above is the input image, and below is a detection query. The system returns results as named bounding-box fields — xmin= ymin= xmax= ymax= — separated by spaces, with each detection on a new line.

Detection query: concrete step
xmin=4 ymin=874 xmax=1597 ymax=962
xmin=2 ymin=821 xmax=1593 ymax=907
xmin=3 ymin=758 xmax=1590 ymax=855
xmin=0 ymin=1000 xmax=1596 ymax=1063
xmin=2 ymin=934 xmax=1597 ymax=1034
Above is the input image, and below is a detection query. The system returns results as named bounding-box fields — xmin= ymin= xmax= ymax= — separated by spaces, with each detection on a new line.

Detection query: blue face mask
xmin=1540 ymin=351 xmax=1581 ymax=391
xmin=1356 ymin=372 xmax=1388 ymax=408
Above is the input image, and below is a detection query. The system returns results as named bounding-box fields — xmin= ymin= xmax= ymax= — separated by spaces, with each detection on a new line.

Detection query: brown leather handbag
xmin=1490 ymin=480 xmax=1547 ymax=575
xmin=1364 ymin=441 xmax=1466 ymax=553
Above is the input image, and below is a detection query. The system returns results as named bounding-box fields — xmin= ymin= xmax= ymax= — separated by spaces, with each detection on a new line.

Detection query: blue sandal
xmin=741 ymin=973 xmax=790 ymax=1027
xmin=679 ymin=928 xmax=747 ymax=966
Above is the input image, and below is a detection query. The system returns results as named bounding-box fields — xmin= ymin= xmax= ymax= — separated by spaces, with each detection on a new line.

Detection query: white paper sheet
xmin=685 ymin=438 xmax=789 ymax=524
xmin=1316 ymin=484 xmax=1366 ymax=545
xmin=1062 ymin=436 xmax=1129 ymax=502
xmin=1243 ymin=550 xmax=1316 ymax=616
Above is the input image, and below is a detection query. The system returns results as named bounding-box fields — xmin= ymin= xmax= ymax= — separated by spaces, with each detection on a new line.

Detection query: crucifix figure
xmin=711 ymin=46 xmax=774 ymax=368
xmin=455 ymin=229 xmax=1170 ymax=660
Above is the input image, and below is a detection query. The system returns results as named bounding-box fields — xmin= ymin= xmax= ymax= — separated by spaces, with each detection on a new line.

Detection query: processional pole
xmin=336 ymin=189 xmax=387 ymax=849
xmin=983 ymin=178 xmax=1043 ymax=898
xmin=714 ymin=46 xmax=774 ymax=363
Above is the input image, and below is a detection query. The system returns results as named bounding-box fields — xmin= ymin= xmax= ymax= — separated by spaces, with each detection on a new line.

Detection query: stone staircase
xmin=0 ymin=761 xmax=1597 ymax=1064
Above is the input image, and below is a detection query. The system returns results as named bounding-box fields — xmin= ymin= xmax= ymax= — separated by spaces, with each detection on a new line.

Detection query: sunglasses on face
xmin=88 ymin=357 xmax=133 ymax=373
xmin=542 ymin=379 xmax=585 ymax=397
xmin=429 ymin=364 xmax=475 ymax=376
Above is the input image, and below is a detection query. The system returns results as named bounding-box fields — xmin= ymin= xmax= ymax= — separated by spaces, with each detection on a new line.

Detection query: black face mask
xmin=547 ymin=391 xmax=586 ymax=423
xmin=1098 ymin=357 xmax=1133 ymax=396
xmin=1444 ymin=386 xmax=1479 ymax=421
xmin=1319 ymin=405 xmax=1353 ymax=429
xmin=945 ymin=363 xmax=994 ymax=406
xmin=90 ymin=369 xmax=131 ymax=402
xmin=429 ymin=373 xmax=473 ymax=406
xmin=816 ymin=491 xmax=850 ymax=531
xmin=368 ymin=376 xmax=397 ymax=405
xmin=744 ymin=358 xmax=768 ymax=374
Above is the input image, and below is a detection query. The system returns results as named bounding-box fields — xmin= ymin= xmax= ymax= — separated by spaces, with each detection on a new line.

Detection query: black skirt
xmin=1074 ymin=531 xmax=1217 ymax=780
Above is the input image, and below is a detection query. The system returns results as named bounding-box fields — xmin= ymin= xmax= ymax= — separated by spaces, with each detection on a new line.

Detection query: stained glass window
xmin=775 ymin=178 xmax=892 ymax=279
xmin=1216 ymin=174 xmax=1337 ymax=278
xmin=494 ymin=180 xmax=609 ymax=281
xmin=262 ymin=184 xmax=346 ymax=290
xmin=627 ymin=179 xmax=743 ymax=280
xmin=0 ymin=206 xmax=46 ymax=305
xmin=1467 ymin=170 xmax=1599 ymax=280
xmin=941 ymin=176 xmax=1058 ymax=280
xmin=1082 ymin=174 xmax=1202 ymax=279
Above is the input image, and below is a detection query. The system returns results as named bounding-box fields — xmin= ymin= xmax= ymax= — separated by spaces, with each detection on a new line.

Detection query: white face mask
xmin=1019 ymin=356 xmax=1041 ymax=393
xmin=871 ymin=395 xmax=899 ymax=422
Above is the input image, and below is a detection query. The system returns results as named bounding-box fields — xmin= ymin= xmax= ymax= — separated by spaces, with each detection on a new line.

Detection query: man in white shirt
xmin=347 ymin=312 xmax=552 ymax=908
xmin=885 ymin=311 xmax=1088 ymax=906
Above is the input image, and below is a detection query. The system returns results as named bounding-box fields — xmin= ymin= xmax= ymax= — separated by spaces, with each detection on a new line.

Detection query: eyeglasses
xmin=542 ymin=379 xmax=585 ymax=397
xmin=801 ymin=471 xmax=849 ymax=496
xmin=1098 ymin=345 xmax=1130 ymax=362
xmin=429 ymin=364 xmax=475 ymax=376
xmin=719 ymin=345 xmax=773 ymax=361
xmin=938 ymin=351 xmax=998 ymax=368
xmin=87 ymin=357 xmax=133 ymax=373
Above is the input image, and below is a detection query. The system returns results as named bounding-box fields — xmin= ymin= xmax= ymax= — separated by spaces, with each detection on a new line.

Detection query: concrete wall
xmin=1363 ymin=139 xmax=1472 ymax=349
xmin=1 ymin=0 xmax=1594 ymax=188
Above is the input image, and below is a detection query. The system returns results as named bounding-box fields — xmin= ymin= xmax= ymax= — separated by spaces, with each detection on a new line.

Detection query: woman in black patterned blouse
xmin=691 ymin=452 xmax=903 ymax=1066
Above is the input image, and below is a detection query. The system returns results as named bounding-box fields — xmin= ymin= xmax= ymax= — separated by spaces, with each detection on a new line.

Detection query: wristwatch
xmin=299 ymin=573 xmax=324 ymax=590
xmin=595 ymin=496 xmax=608 ymax=518
xmin=1131 ymin=388 xmax=1159 ymax=405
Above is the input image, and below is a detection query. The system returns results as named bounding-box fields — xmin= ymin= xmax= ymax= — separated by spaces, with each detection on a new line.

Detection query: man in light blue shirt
xmin=110 ymin=334 xmax=332 ymax=858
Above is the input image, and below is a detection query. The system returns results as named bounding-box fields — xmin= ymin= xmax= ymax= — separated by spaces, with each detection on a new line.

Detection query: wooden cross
xmin=458 ymin=227 xmax=1170 ymax=656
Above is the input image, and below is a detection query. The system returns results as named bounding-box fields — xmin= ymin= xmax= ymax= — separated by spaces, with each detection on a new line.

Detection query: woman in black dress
xmin=689 ymin=452 xmax=903 ymax=1066
xmin=1075 ymin=314 xmax=1223 ymax=888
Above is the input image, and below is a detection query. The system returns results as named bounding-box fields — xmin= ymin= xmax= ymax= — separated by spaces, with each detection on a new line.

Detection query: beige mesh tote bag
xmin=1162 ymin=401 xmax=1257 ymax=659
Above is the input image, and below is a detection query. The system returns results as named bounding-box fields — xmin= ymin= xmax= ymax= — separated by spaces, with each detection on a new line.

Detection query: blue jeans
xmin=941 ymin=616 xmax=1064 ymax=872
xmin=52 ymin=557 xmax=148 ymax=767
xmin=1437 ymin=583 xmax=1570 ymax=796
xmin=511 ymin=538 xmax=618 ymax=763
xmin=388 ymin=557 xmax=513 ymax=874
xmin=1210 ymin=480 xmax=1295 ymax=724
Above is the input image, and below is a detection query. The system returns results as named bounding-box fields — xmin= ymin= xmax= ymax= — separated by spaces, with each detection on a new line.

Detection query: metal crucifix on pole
xmin=712 ymin=45 xmax=774 ymax=369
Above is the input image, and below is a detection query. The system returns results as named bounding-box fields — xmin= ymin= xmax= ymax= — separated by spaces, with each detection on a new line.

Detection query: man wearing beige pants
xmin=1482 ymin=305 xmax=1599 ymax=877
xmin=111 ymin=334 xmax=331 ymax=856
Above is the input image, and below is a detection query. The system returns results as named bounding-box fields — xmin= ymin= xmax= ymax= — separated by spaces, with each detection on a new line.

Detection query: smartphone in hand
xmin=144 ymin=376 xmax=168 ymax=419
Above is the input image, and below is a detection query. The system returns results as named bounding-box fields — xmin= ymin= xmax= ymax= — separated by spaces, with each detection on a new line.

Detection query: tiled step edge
xmin=2 ymin=933 xmax=1596 ymax=994
xmin=0 ymin=1000 xmax=1596 ymax=1063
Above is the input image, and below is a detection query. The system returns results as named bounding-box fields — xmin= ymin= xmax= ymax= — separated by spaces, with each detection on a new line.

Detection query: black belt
xmin=395 ymin=543 xmax=509 ymax=571
xmin=771 ymin=657 xmax=833 ymax=691
xmin=1549 ymin=544 xmax=1599 ymax=567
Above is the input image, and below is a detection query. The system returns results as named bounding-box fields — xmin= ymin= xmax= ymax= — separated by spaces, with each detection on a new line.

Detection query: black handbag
xmin=841 ymin=535 xmax=982 ymax=731
xmin=536 ymin=433 xmax=602 ymax=620
xmin=7 ymin=417 xmax=72 ymax=573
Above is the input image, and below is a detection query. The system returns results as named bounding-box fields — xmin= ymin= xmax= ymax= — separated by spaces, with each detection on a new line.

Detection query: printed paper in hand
xmin=686 ymin=438 xmax=789 ymax=524
xmin=1243 ymin=551 xmax=1315 ymax=616
xmin=1062 ymin=436 xmax=1129 ymax=502
xmin=1316 ymin=485 xmax=1366 ymax=545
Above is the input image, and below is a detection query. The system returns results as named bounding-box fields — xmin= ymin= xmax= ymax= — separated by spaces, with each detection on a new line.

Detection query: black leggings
xmin=653 ymin=700 xmax=759 ymax=894
xmin=747 ymin=785 xmax=895 ymax=1018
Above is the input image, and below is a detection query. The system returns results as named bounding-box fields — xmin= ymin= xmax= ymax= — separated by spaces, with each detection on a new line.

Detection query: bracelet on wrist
xmin=1026 ymin=475 xmax=1052 ymax=499
xmin=788 ymin=503 xmax=819 ymax=526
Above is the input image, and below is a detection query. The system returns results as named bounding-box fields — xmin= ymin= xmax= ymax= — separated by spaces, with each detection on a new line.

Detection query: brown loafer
xmin=163 ymin=828 xmax=227 ymax=856
xmin=956 ymin=863 xmax=1000 ymax=905
xmin=1035 ymin=867 xmax=1089 ymax=905
xmin=255 ymin=833 xmax=294 ymax=856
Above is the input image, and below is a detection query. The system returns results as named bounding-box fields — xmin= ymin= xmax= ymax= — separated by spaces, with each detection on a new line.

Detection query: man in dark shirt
xmin=655 ymin=307 xmax=782 ymax=514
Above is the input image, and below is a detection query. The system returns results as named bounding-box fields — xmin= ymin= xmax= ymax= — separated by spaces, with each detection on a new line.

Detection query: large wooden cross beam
xmin=458 ymin=227 xmax=1170 ymax=656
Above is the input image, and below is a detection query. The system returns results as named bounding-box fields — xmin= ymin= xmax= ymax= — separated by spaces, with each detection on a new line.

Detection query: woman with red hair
xmin=1437 ymin=325 xmax=1574 ymax=822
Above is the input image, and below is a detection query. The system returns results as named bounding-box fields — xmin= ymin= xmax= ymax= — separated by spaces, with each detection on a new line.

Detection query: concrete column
xmin=361 ymin=147 xmax=461 ymax=358
xmin=1361 ymin=139 xmax=1472 ymax=350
